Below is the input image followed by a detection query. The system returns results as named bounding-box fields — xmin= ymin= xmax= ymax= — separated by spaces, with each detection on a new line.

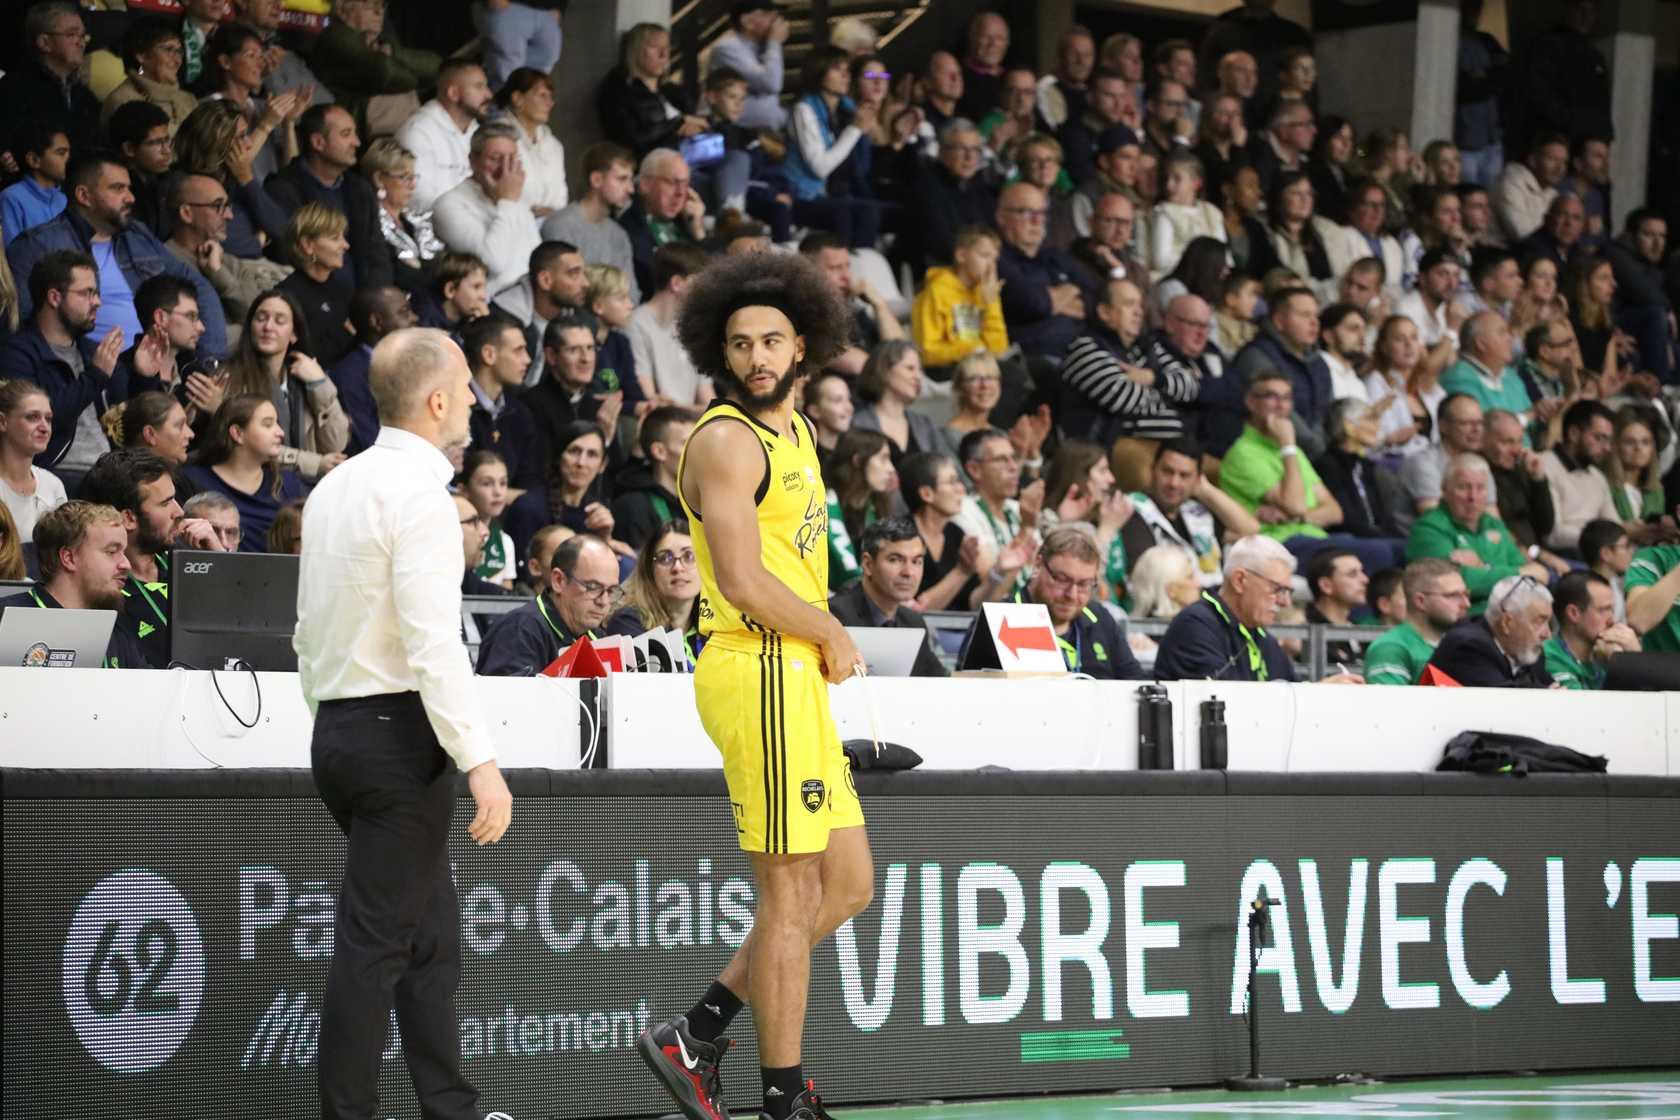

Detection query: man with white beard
xmin=1425 ymin=571 xmax=1556 ymax=687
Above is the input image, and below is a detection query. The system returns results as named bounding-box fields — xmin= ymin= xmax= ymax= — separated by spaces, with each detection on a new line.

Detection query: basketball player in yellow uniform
xmin=638 ymin=253 xmax=873 ymax=1120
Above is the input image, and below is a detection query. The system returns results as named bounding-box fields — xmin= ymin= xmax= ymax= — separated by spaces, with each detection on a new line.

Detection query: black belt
xmin=317 ymin=691 xmax=423 ymax=713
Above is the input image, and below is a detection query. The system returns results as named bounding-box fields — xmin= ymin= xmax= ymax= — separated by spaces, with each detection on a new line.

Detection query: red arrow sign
xmin=998 ymin=618 xmax=1056 ymax=657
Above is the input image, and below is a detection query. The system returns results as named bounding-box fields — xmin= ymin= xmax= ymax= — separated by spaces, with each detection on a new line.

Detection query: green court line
xmin=848 ymin=1072 xmax=1680 ymax=1119
xmin=1018 ymin=1028 xmax=1131 ymax=1064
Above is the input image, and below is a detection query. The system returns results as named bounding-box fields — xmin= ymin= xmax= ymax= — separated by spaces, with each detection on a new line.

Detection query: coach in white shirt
xmin=294 ymin=327 xmax=512 ymax=1120
xmin=433 ymin=121 xmax=543 ymax=301
xmin=395 ymin=59 xmax=495 ymax=214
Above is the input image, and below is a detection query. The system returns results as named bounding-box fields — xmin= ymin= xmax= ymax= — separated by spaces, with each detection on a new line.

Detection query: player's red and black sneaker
xmin=637 ymin=1014 xmax=734 ymax=1120
xmin=758 ymin=1080 xmax=837 ymax=1120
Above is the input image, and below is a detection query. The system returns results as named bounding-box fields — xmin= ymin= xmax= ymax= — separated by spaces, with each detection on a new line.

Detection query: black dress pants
xmin=312 ymin=692 xmax=479 ymax=1120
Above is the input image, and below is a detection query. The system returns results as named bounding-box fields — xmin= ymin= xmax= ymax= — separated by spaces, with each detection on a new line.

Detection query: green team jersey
xmin=1406 ymin=507 xmax=1525 ymax=609
xmin=826 ymin=489 xmax=870 ymax=591
xmin=1363 ymin=621 xmax=1438 ymax=685
xmin=1439 ymin=359 xmax=1534 ymax=434
xmin=1542 ymin=636 xmax=1605 ymax=690
xmin=1624 ymin=544 xmax=1680 ymax=652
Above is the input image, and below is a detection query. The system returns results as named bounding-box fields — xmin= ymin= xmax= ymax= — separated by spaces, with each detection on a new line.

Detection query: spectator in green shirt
xmin=1542 ymin=570 xmax=1641 ymax=688
xmin=1625 ymin=543 xmax=1680 ymax=652
xmin=1406 ymin=452 xmax=1550 ymax=610
xmin=1439 ymin=311 xmax=1532 ymax=432
xmin=1364 ymin=556 xmax=1469 ymax=684
xmin=1220 ymin=366 xmax=1408 ymax=579
xmin=1217 ymin=364 xmax=1342 ymax=538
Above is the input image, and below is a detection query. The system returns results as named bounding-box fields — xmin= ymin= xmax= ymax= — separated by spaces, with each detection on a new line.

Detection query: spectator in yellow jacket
xmin=913 ymin=224 xmax=1010 ymax=374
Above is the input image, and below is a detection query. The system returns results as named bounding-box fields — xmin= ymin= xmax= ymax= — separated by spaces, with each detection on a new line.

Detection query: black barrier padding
xmin=6 ymin=772 xmax=1680 ymax=1119
xmin=1604 ymin=773 xmax=1680 ymax=799
xmin=853 ymin=768 xmax=1229 ymax=798
xmin=1 ymin=768 xmax=321 ymax=799
xmin=1424 ymin=772 xmax=1611 ymax=798
xmin=13 ymin=768 xmax=1242 ymax=800
xmin=11 ymin=767 xmax=1675 ymax=801
xmin=1226 ymin=771 xmax=1426 ymax=797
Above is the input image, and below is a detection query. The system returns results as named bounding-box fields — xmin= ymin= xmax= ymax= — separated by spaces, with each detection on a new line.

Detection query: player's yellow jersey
xmin=676 ymin=401 xmax=830 ymax=656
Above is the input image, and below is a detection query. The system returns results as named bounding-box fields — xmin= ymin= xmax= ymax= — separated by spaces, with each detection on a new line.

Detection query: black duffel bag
xmin=1438 ymin=730 xmax=1608 ymax=775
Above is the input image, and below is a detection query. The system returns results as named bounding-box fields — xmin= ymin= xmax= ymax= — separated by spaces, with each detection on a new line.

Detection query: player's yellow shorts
xmin=693 ymin=632 xmax=864 ymax=854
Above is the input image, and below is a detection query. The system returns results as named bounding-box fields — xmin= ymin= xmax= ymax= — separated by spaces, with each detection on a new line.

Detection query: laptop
xmin=0 ymin=606 xmax=117 ymax=668
xmin=171 ymin=551 xmax=301 ymax=671
xmin=847 ymin=626 xmax=926 ymax=677
xmin=1602 ymin=651 xmax=1680 ymax=692
xmin=921 ymin=610 xmax=976 ymax=659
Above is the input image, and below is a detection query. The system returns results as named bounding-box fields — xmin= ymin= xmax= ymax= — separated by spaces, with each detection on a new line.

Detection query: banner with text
xmin=4 ymin=773 xmax=1677 ymax=1119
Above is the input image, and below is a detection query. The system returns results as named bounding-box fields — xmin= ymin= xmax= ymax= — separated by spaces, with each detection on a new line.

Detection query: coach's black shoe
xmin=759 ymin=1081 xmax=837 ymax=1120
xmin=638 ymin=1014 xmax=734 ymax=1120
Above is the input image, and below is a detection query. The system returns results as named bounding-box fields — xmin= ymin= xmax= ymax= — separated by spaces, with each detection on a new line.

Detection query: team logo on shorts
xmin=801 ymin=779 xmax=826 ymax=813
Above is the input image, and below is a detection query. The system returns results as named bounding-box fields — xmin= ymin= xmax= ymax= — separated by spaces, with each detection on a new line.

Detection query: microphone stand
xmin=1225 ymin=890 xmax=1288 ymax=1091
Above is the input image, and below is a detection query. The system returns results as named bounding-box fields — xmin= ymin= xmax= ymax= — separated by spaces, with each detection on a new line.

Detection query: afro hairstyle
xmin=676 ymin=252 xmax=854 ymax=395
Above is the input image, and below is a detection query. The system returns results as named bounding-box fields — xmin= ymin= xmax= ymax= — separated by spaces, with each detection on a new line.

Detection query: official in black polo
xmin=79 ymin=448 xmax=225 ymax=667
xmin=1154 ymin=533 xmax=1300 ymax=681
xmin=961 ymin=526 xmax=1146 ymax=679
xmin=828 ymin=516 xmax=949 ymax=678
xmin=0 ymin=501 xmax=151 ymax=668
xmin=475 ymin=534 xmax=627 ymax=675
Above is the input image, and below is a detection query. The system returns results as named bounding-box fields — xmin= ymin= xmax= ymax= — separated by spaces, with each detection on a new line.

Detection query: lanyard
xmin=1202 ymin=591 xmax=1267 ymax=681
xmin=976 ymin=499 xmax=1014 ymax=546
xmin=1057 ymin=632 xmax=1080 ymax=671
xmin=536 ymin=593 xmax=594 ymax=645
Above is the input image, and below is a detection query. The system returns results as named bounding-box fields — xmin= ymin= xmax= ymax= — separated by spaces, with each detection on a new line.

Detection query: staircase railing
xmin=670 ymin=0 xmax=935 ymax=103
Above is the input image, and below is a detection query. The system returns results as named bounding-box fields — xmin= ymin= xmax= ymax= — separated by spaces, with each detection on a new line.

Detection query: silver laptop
xmin=0 ymin=606 xmax=117 ymax=669
xmin=847 ymin=626 xmax=926 ymax=677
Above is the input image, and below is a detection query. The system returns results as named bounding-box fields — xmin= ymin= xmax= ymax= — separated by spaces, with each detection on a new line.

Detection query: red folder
xmin=541 ymin=637 xmax=610 ymax=678
xmin=1418 ymin=665 xmax=1462 ymax=687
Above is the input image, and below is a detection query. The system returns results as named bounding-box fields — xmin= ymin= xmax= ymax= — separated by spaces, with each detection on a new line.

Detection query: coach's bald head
xmin=369 ymin=327 xmax=474 ymax=451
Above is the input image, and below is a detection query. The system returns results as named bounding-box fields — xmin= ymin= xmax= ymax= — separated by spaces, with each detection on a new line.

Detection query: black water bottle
xmin=1200 ymin=696 xmax=1228 ymax=770
xmin=1136 ymin=684 xmax=1173 ymax=770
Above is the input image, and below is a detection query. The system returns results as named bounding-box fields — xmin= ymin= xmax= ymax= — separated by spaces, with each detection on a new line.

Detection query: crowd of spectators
xmin=1 ymin=0 xmax=1677 ymax=691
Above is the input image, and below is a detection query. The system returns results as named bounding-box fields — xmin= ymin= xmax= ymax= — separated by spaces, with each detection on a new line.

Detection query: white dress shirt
xmin=395 ymin=100 xmax=478 ymax=215
xmin=294 ymin=426 xmax=496 ymax=773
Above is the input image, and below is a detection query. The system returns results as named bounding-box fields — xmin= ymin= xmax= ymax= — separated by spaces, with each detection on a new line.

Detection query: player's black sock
xmin=761 ymin=1064 xmax=803 ymax=1119
xmin=685 ymin=980 xmax=744 ymax=1043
